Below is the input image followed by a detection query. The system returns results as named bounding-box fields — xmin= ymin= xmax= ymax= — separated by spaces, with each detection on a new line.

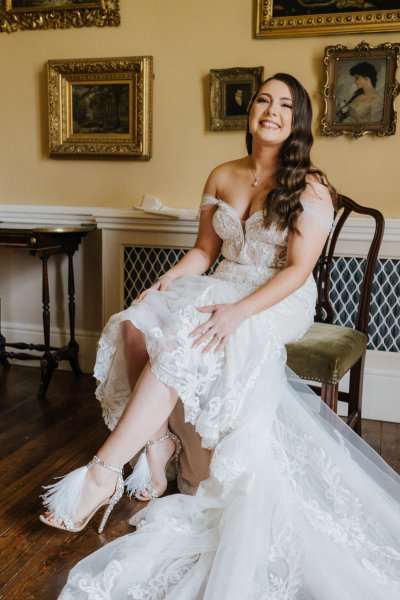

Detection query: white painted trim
xmin=335 ymin=216 xmax=399 ymax=259
xmin=362 ymin=350 xmax=400 ymax=422
xmin=336 ymin=349 xmax=400 ymax=423
xmin=0 ymin=204 xmax=399 ymax=256
xmin=0 ymin=203 xmax=96 ymax=226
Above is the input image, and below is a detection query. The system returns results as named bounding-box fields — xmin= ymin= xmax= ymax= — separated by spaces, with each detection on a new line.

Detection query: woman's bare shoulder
xmin=208 ymin=157 xmax=247 ymax=178
xmin=203 ymin=157 xmax=248 ymax=195
xmin=304 ymin=172 xmax=333 ymax=206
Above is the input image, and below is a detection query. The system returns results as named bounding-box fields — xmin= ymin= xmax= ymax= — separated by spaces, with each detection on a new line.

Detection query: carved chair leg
xmin=354 ymin=415 xmax=362 ymax=437
xmin=321 ymin=382 xmax=339 ymax=413
xmin=348 ymin=354 xmax=365 ymax=437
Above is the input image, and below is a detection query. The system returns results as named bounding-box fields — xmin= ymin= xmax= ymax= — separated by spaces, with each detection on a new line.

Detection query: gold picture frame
xmin=321 ymin=41 xmax=400 ymax=139
xmin=48 ymin=56 xmax=153 ymax=160
xmin=0 ymin=0 xmax=120 ymax=34
xmin=210 ymin=66 xmax=264 ymax=131
xmin=255 ymin=0 xmax=400 ymax=38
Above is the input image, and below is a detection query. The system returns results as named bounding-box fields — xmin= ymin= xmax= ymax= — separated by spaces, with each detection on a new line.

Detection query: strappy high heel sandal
xmin=125 ymin=429 xmax=181 ymax=502
xmin=39 ymin=455 xmax=124 ymax=533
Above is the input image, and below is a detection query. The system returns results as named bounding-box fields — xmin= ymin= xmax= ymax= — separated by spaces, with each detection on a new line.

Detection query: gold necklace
xmin=249 ymin=158 xmax=261 ymax=187
xmin=250 ymin=166 xmax=260 ymax=187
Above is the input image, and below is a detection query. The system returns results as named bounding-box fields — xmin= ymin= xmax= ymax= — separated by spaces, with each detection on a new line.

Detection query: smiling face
xmin=248 ymin=79 xmax=293 ymax=148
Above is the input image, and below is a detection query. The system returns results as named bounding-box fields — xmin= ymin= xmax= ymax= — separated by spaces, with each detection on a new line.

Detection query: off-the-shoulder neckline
xmin=202 ymin=195 xmax=263 ymax=223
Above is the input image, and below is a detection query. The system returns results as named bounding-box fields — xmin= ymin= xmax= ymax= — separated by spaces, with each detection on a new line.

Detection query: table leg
xmin=38 ymin=255 xmax=57 ymax=399
xmin=67 ymin=250 xmax=81 ymax=374
xmin=0 ymin=332 xmax=10 ymax=368
xmin=0 ymin=299 xmax=9 ymax=367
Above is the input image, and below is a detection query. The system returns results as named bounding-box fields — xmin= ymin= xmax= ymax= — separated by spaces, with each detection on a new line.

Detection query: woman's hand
xmin=190 ymin=303 xmax=247 ymax=353
xmin=135 ymin=275 xmax=173 ymax=303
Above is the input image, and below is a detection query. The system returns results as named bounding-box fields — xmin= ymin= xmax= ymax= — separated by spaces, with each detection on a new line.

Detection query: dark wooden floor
xmin=0 ymin=365 xmax=399 ymax=599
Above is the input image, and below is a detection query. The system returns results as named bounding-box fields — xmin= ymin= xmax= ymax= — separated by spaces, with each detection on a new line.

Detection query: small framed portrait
xmin=47 ymin=56 xmax=153 ymax=159
xmin=0 ymin=0 xmax=120 ymax=33
xmin=255 ymin=0 xmax=400 ymax=39
xmin=210 ymin=66 xmax=264 ymax=131
xmin=321 ymin=41 xmax=400 ymax=138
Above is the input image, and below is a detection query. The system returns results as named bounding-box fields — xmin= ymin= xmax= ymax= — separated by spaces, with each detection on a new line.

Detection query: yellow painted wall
xmin=0 ymin=0 xmax=399 ymax=216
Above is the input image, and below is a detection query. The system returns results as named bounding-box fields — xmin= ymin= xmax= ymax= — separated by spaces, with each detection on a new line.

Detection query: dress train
xmin=58 ymin=190 xmax=400 ymax=598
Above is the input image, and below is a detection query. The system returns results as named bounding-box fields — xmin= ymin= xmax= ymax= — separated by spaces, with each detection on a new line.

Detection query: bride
xmin=40 ymin=73 xmax=400 ymax=599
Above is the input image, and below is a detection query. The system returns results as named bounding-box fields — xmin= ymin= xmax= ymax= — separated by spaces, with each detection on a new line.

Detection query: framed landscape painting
xmin=48 ymin=56 xmax=153 ymax=159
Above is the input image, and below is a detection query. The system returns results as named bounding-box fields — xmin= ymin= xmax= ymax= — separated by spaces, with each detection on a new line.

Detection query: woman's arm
xmin=237 ymin=215 xmax=328 ymax=317
xmin=165 ymin=167 xmax=224 ymax=280
xmin=163 ymin=206 xmax=222 ymax=281
xmin=191 ymin=195 xmax=332 ymax=352
xmin=136 ymin=172 xmax=222 ymax=301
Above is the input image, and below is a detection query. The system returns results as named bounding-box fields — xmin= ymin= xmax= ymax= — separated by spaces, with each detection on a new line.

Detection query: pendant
xmin=252 ymin=178 xmax=259 ymax=187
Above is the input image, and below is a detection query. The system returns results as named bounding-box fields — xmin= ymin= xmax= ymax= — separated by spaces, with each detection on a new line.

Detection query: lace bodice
xmin=201 ymin=181 xmax=334 ymax=272
xmin=201 ymin=195 xmax=287 ymax=270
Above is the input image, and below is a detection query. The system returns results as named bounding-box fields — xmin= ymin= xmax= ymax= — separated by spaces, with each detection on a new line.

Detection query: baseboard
xmin=359 ymin=350 xmax=400 ymax=423
xmin=1 ymin=323 xmax=100 ymax=375
xmin=2 ymin=324 xmax=399 ymax=423
xmin=334 ymin=349 xmax=399 ymax=423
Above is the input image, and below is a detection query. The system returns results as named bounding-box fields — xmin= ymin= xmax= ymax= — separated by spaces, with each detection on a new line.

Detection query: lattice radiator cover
xmin=124 ymin=247 xmax=399 ymax=353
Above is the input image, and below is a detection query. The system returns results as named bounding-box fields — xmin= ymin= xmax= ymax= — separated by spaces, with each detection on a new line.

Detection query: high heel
xmin=39 ymin=455 xmax=124 ymax=533
xmin=125 ymin=429 xmax=181 ymax=502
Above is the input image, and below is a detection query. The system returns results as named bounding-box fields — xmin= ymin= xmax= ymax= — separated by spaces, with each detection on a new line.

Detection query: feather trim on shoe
xmin=41 ymin=465 xmax=88 ymax=528
xmin=125 ymin=452 xmax=152 ymax=498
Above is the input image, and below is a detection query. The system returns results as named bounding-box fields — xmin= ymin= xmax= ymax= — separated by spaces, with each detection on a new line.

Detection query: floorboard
xmin=0 ymin=364 xmax=399 ymax=599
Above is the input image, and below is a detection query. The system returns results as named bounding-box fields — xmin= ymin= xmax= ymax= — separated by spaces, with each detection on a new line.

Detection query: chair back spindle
xmin=314 ymin=194 xmax=384 ymax=337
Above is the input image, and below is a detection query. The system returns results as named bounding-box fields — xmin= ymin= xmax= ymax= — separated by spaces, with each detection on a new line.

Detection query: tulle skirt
xmin=59 ymin=262 xmax=400 ymax=599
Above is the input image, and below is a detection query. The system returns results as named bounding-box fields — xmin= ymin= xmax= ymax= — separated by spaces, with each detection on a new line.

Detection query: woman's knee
xmin=122 ymin=321 xmax=146 ymax=354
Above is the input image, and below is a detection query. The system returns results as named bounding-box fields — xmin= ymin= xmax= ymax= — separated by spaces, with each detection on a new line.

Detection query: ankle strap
xmin=87 ymin=455 xmax=123 ymax=474
xmin=144 ymin=429 xmax=178 ymax=450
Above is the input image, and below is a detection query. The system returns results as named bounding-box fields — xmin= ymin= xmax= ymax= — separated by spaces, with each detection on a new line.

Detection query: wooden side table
xmin=0 ymin=223 xmax=96 ymax=398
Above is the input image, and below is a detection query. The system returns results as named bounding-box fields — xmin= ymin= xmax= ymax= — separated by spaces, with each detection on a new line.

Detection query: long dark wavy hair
xmin=246 ymin=73 xmax=336 ymax=233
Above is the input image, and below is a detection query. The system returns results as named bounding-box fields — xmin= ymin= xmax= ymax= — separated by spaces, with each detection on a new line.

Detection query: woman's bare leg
xmin=122 ymin=321 xmax=148 ymax=391
xmin=98 ymin=363 xmax=177 ymax=465
xmin=46 ymin=363 xmax=178 ymax=525
xmin=122 ymin=321 xmax=172 ymax=498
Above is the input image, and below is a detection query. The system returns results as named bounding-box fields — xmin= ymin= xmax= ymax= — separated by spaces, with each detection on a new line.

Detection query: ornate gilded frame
xmin=255 ymin=0 xmax=400 ymax=38
xmin=48 ymin=56 xmax=153 ymax=160
xmin=0 ymin=0 xmax=120 ymax=34
xmin=210 ymin=66 xmax=264 ymax=131
xmin=321 ymin=41 xmax=400 ymax=139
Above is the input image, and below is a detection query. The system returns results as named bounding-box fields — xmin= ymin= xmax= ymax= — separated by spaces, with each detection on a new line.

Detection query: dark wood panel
xmin=361 ymin=418 xmax=381 ymax=455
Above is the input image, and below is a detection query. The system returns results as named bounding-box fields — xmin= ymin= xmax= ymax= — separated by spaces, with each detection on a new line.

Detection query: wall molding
xmin=0 ymin=203 xmax=399 ymax=257
xmin=336 ymin=350 xmax=400 ymax=423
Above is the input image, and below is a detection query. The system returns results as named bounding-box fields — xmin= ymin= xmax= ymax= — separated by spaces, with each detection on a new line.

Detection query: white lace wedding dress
xmin=59 ymin=183 xmax=400 ymax=599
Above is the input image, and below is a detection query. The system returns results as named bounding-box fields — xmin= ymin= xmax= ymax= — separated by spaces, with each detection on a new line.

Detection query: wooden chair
xmin=286 ymin=194 xmax=384 ymax=436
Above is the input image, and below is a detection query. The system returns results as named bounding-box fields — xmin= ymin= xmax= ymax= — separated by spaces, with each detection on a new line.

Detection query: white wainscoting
xmin=0 ymin=204 xmax=399 ymax=422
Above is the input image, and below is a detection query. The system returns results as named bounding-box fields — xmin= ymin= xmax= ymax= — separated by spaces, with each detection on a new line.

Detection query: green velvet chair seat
xmin=286 ymin=323 xmax=367 ymax=385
